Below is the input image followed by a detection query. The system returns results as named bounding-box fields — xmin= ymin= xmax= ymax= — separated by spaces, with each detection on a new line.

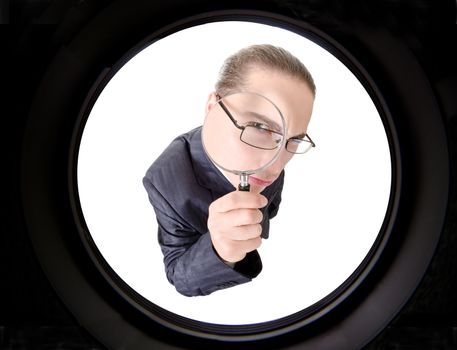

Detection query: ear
xmin=205 ymin=92 xmax=218 ymax=114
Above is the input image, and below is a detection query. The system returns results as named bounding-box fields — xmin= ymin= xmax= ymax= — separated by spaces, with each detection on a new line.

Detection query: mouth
xmin=250 ymin=176 xmax=274 ymax=187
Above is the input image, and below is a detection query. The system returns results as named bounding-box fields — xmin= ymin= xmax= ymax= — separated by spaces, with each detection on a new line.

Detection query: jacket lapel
xmin=188 ymin=127 xmax=235 ymax=201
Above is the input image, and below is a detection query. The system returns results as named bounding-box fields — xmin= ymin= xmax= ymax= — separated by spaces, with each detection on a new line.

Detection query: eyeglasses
xmin=217 ymin=96 xmax=316 ymax=154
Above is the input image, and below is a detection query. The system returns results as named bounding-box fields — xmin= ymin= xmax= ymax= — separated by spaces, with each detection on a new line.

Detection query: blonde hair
xmin=215 ymin=44 xmax=316 ymax=97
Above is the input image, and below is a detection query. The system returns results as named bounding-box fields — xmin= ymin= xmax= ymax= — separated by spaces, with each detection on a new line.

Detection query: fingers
xmin=207 ymin=207 xmax=263 ymax=241
xmin=210 ymin=191 xmax=268 ymax=213
xmin=216 ymin=207 xmax=263 ymax=228
xmin=208 ymin=190 xmax=268 ymax=263
xmin=213 ymin=222 xmax=263 ymax=241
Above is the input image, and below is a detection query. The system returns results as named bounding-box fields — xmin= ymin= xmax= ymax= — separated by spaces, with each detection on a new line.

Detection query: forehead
xmin=242 ymin=67 xmax=314 ymax=134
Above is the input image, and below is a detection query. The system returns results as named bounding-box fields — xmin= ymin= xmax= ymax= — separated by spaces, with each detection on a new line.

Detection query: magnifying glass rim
xmin=202 ymin=90 xmax=287 ymax=176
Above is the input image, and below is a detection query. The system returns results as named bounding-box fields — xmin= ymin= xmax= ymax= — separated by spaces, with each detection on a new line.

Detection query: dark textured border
xmin=18 ymin=1 xmax=451 ymax=349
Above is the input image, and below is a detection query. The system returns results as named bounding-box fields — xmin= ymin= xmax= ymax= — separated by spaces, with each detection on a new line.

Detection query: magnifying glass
xmin=202 ymin=91 xmax=286 ymax=191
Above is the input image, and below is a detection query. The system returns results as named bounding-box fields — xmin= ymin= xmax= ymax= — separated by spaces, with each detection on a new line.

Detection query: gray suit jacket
xmin=143 ymin=126 xmax=284 ymax=296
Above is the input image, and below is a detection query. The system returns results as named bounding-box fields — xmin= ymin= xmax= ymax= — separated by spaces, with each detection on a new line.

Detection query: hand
xmin=208 ymin=191 xmax=268 ymax=263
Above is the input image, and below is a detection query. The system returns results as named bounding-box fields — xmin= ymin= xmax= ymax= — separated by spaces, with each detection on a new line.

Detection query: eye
xmin=246 ymin=121 xmax=279 ymax=133
xmin=252 ymin=122 xmax=271 ymax=131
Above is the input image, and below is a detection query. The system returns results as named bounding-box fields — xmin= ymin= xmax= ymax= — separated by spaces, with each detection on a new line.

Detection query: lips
xmin=250 ymin=176 xmax=273 ymax=187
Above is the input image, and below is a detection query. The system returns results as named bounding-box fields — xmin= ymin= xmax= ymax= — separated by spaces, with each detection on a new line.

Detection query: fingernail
xmin=261 ymin=197 xmax=268 ymax=206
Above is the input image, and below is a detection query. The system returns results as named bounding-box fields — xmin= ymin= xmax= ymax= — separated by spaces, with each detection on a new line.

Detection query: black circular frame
xmin=19 ymin=2 xmax=451 ymax=350
xmin=71 ymin=12 xmax=400 ymax=340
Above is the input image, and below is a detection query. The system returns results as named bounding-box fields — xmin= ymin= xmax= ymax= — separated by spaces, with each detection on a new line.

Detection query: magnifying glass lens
xmin=202 ymin=92 xmax=286 ymax=190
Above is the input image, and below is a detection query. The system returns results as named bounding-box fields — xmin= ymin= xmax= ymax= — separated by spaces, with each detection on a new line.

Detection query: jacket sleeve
xmin=143 ymin=176 xmax=262 ymax=297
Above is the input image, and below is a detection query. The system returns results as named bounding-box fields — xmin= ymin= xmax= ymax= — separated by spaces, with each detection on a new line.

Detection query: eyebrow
xmin=244 ymin=111 xmax=283 ymax=133
xmin=245 ymin=111 xmax=308 ymax=139
xmin=290 ymin=132 xmax=307 ymax=139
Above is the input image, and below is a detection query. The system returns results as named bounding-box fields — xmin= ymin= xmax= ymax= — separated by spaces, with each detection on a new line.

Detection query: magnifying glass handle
xmin=238 ymin=173 xmax=250 ymax=192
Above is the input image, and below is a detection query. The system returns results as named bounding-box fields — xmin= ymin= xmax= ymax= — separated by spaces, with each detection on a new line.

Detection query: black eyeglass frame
xmin=217 ymin=94 xmax=316 ymax=154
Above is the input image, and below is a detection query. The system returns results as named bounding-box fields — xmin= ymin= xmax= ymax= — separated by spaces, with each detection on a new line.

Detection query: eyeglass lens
xmin=241 ymin=125 xmax=283 ymax=150
xmin=286 ymin=138 xmax=314 ymax=154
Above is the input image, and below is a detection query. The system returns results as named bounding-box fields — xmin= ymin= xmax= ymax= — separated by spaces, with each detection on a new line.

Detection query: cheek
xmin=247 ymin=147 xmax=282 ymax=170
xmin=274 ymin=151 xmax=295 ymax=171
xmin=284 ymin=152 xmax=295 ymax=164
xmin=237 ymin=145 xmax=263 ymax=169
xmin=216 ymin=137 xmax=258 ymax=171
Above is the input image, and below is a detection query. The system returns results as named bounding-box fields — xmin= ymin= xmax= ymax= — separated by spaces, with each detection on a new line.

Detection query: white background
xmin=77 ymin=21 xmax=391 ymax=325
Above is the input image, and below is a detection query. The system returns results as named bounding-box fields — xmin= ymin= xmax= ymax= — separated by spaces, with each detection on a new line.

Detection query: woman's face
xmin=204 ymin=66 xmax=315 ymax=193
